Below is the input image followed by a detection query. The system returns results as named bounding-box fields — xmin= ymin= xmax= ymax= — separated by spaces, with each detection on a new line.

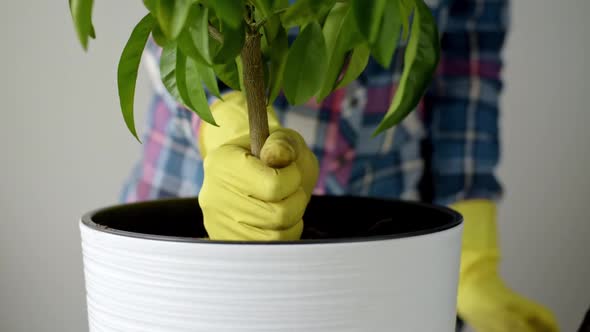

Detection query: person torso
xmin=144 ymin=0 xmax=450 ymax=200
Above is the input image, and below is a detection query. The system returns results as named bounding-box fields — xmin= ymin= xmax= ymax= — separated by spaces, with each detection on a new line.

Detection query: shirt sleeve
xmin=423 ymin=0 xmax=509 ymax=206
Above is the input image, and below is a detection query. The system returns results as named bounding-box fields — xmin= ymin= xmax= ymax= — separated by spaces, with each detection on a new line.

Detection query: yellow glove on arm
xmin=451 ymin=199 xmax=559 ymax=332
xmin=198 ymin=92 xmax=319 ymax=241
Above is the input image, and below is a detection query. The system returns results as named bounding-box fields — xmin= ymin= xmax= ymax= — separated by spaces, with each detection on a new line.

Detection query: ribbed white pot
xmin=80 ymin=197 xmax=462 ymax=332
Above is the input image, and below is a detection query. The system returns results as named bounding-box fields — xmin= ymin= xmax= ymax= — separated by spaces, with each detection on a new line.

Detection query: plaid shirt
xmin=121 ymin=0 xmax=508 ymax=206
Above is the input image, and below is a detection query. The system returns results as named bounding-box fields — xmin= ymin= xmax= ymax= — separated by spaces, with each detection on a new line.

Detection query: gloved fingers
xmin=297 ymin=148 xmax=319 ymax=197
xmin=467 ymin=309 xmax=533 ymax=332
xmin=502 ymin=309 xmax=537 ymax=332
xmin=260 ymin=128 xmax=319 ymax=197
xmin=510 ymin=298 xmax=560 ymax=332
xmin=527 ymin=309 xmax=559 ymax=332
xmin=205 ymin=212 xmax=304 ymax=241
xmin=292 ymin=137 xmax=319 ymax=197
xmin=199 ymin=185 xmax=304 ymax=241
xmin=236 ymin=187 xmax=308 ymax=230
xmin=204 ymin=143 xmax=302 ymax=202
xmin=237 ymin=218 xmax=304 ymax=241
xmin=260 ymin=129 xmax=299 ymax=168
xmin=264 ymin=128 xmax=319 ymax=197
xmin=459 ymin=306 xmax=497 ymax=332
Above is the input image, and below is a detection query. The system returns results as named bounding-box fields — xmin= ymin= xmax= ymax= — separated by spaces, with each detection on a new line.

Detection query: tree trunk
xmin=240 ymin=28 xmax=269 ymax=157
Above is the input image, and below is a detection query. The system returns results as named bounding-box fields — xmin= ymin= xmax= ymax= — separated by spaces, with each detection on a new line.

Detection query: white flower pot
xmin=80 ymin=196 xmax=463 ymax=332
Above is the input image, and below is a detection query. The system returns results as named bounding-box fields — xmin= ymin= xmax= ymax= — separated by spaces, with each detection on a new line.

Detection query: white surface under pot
xmin=80 ymin=196 xmax=463 ymax=332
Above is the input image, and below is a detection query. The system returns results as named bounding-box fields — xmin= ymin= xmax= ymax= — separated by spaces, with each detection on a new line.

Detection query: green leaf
xmin=208 ymin=0 xmax=244 ymax=29
xmin=267 ymin=26 xmax=288 ymax=105
xmin=262 ymin=17 xmax=282 ymax=49
xmin=69 ymin=0 xmax=94 ymax=50
xmin=399 ymin=0 xmax=415 ymax=41
xmin=252 ymin=0 xmax=273 ymax=17
xmin=335 ymin=43 xmax=370 ymax=89
xmin=117 ymin=14 xmax=155 ymax=141
xmin=351 ymin=0 xmax=385 ymax=44
xmin=185 ymin=57 xmax=218 ymax=125
xmin=160 ymin=43 xmax=182 ymax=100
xmin=322 ymin=4 xmax=349 ymax=51
xmin=143 ymin=0 xmax=158 ymax=13
xmin=316 ymin=4 xmax=362 ymax=101
xmin=162 ymin=43 xmax=217 ymax=125
xmin=253 ymin=0 xmax=284 ymax=44
xmin=371 ymin=0 xmax=402 ymax=68
xmin=213 ymin=60 xmax=241 ymax=91
xmin=177 ymin=5 xmax=212 ymax=65
xmin=157 ymin=0 xmax=193 ymax=39
xmin=280 ymin=0 xmax=337 ymax=28
xmin=175 ymin=47 xmax=196 ymax=109
xmin=236 ymin=56 xmax=245 ymax=91
xmin=89 ymin=23 xmax=96 ymax=39
xmin=263 ymin=60 xmax=270 ymax=94
xmin=212 ymin=21 xmax=245 ymax=64
xmin=272 ymin=0 xmax=289 ymax=11
xmin=195 ymin=61 xmax=222 ymax=98
xmin=283 ymin=22 xmax=327 ymax=105
xmin=178 ymin=31 xmax=208 ymax=65
xmin=373 ymin=0 xmax=440 ymax=136
xmin=152 ymin=23 xmax=168 ymax=47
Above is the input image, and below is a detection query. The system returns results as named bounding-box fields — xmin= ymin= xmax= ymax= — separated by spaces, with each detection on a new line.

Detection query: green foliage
xmin=178 ymin=53 xmax=218 ymax=126
xmin=283 ymin=22 xmax=327 ymax=105
xmin=371 ymin=0 xmax=403 ymax=68
xmin=151 ymin=23 xmax=168 ymax=46
xmin=373 ymin=0 xmax=440 ymax=136
xmin=177 ymin=5 xmax=212 ymax=65
xmin=213 ymin=61 xmax=241 ymax=91
xmin=195 ymin=57 xmax=222 ymax=98
xmin=117 ymin=14 xmax=155 ymax=141
xmin=266 ymin=27 xmax=288 ymax=105
xmin=161 ymin=43 xmax=218 ymax=125
xmin=399 ymin=0 xmax=414 ymax=41
xmin=207 ymin=0 xmax=244 ymax=29
xmin=351 ymin=0 xmax=385 ymax=44
xmin=316 ymin=3 xmax=362 ymax=101
xmin=157 ymin=0 xmax=193 ymax=39
xmin=280 ymin=0 xmax=336 ymax=28
xmin=212 ymin=21 xmax=244 ymax=63
xmin=160 ymin=43 xmax=181 ymax=102
xmin=335 ymin=43 xmax=370 ymax=89
xmin=69 ymin=0 xmax=441 ymax=139
xmin=69 ymin=0 xmax=94 ymax=50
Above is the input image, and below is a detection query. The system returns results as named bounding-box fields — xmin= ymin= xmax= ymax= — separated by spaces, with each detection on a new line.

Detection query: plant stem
xmin=208 ymin=24 xmax=223 ymax=43
xmin=253 ymin=8 xmax=288 ymax=30
xmin=240 ymin=26 xmax=269 ymax=157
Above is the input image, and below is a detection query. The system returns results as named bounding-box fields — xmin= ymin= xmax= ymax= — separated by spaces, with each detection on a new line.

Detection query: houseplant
xmin=71 ymin=0 xmax=464 ymax=331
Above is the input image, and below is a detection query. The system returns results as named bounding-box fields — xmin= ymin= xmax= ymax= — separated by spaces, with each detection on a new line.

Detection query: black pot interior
xmin=84 ymin=196 xmax=461 ymax=243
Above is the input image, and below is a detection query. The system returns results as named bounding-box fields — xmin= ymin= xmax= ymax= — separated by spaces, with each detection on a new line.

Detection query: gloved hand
xmin=198 ymin=92 xmax=319 ymax=241
xmin=451 ymin=199 xmax=559 ymax=332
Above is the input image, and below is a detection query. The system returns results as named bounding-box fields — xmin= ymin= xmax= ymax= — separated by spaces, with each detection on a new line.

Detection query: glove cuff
xmin=450 ymin=199 xmax=498 ymax=252
xmin=450 ymin=199 xmax=501 ymax=283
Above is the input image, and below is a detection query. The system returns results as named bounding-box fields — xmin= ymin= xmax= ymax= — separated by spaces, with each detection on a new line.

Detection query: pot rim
xmin=81 ymin=197 xmax=462 ymax=245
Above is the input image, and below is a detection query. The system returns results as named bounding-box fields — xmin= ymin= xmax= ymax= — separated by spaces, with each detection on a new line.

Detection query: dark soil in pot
xmin=83 ymin=196 xmax=461 ymax=243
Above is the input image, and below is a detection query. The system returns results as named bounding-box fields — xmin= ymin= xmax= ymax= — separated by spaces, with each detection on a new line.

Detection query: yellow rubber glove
xmin=198 ymin=92 xmax=319 ymax=241
xmin=451 ymin=199 xmax=559 ymax=332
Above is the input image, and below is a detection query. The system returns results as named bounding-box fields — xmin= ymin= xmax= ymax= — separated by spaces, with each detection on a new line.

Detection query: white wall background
xmin=0 ymin=1 xmax=588 ymax=331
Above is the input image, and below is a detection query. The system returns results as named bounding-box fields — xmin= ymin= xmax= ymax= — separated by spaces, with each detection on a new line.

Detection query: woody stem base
xmin=241 ymin=28 xmax=269 ymax=158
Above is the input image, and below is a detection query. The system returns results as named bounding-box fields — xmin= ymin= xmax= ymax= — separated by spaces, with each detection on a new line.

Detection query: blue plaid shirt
xmin=121 ymin=0 xmax=508 ymax=206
